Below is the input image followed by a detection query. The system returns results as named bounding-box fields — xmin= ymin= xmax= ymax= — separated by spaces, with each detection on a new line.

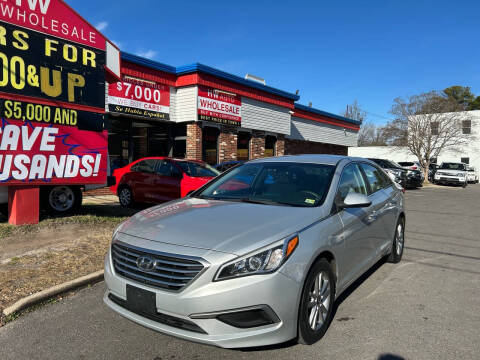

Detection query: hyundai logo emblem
xmin=136 ymin=256 xmax=156 ymax=272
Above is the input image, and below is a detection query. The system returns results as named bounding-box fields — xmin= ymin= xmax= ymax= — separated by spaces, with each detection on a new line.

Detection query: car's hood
xmin=117 ymin=198 xmax=324 ymax=256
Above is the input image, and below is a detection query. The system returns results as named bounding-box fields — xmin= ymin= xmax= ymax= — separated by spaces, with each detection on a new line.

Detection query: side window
xmin=156 ymin=160 xmax=173 ymax=177
xmin=132 ymin=160 xmax=156 ymax=174
xmin=360 ymin=163 xmax=388 ymax=194
xmin=337 ymin=163 xmax=368 ymax=202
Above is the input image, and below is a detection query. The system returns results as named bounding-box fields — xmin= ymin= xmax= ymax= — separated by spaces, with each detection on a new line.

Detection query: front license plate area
xmin=126 ymin=285 xmax=156 ymax=315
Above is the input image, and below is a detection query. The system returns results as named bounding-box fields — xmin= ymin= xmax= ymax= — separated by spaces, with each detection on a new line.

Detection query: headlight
xmin=214 ymin=235 xmax=299 ymax=281
xmin=457 ymin=173 xmax=464 ymax=177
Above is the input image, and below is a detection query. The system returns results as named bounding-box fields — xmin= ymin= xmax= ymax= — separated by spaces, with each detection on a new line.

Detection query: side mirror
xmin=338 ymin=192 xmax=372 ymax=209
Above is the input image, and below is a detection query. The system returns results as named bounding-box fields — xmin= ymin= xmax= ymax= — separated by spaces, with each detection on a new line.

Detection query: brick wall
xmin=250 ymin=131 xmax=265 ymax=159
xmin=284 ymin=139 xmax=347 ymax=155
xmin=186 ymin=122 xmax=202 ymax=160
xmin=218 ymin=126 xmax=238 ymax=162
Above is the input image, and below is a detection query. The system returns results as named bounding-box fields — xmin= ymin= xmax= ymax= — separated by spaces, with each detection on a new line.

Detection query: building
xmin=106 ymin=52 xmax=360 ymax=170
xmin=349 ymin=110 xmax=480 ymax=171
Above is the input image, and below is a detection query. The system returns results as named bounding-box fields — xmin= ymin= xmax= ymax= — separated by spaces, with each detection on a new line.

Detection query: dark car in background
xmin=368 ymin=158 xmax=408 ymax=188
xmin=111 ymin=157 xmax=220 ymax=207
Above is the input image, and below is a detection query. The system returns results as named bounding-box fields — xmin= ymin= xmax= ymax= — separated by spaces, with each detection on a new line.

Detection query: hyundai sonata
xmin=104 ymin=155 xmax=405 ymax=348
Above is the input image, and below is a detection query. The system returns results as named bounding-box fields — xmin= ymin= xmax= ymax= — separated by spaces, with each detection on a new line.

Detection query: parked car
xmin=214 ymin=161 xmax=244 ymax=172
xmin=466 ymin=166 xmax=479 ymax=184
xmin=367 ymin=158 xmax=408 ymax=188
xmin=433 ymin=162 xmax=468 ymax=187
xmin=397 ymin=161 xmax=425 ymax=182
xmin=111 ymin=157 xmax=220 ymax=207
xmin=104 ymin=155 xmax=405 ymax=348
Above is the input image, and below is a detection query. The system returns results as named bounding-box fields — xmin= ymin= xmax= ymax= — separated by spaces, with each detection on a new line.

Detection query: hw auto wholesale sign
xmin=108 ymin=78 xmax=170 ymax=120
xmin=197 ymin=86 xmax=241 ymax=126
xmin=0 ymin=0 xmax=110 ymax=185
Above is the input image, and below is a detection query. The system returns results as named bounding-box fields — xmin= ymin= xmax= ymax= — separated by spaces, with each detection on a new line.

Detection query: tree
xmin=389 ymin=91 xmax=473 ymax=181
xmin=357 ymin=121 xmax=388 ymax=146
xmin=342 ymin=100 xmax=366 ymax=123
xmin=442 ymin=86 xmax=479 ymax=110
xmin=468 ymin=96 xmax=480 ymax=110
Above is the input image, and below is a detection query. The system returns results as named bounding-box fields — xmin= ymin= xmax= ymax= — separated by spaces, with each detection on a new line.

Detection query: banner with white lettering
xmin=0 ymin=118 xmax=108 ymax=184
xmin=0 ymin=0 xmax=110 ymax=186
xmin=108 ymin=79 xmax=170 ymax=120
xmin=197 ymin=86 xmax=241 ymax=126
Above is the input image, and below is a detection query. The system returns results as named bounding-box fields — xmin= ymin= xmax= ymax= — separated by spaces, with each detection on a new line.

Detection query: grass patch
xmin=0 ymin=203 xmax=137 ymax=241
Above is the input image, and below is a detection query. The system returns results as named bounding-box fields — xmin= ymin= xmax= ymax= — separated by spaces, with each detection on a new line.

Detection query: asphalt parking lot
xmin=1 ymin=185 xmax=479 ymax=360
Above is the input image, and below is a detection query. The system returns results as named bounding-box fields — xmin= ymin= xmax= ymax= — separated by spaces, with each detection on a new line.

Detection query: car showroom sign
xmin=108 ymin=78 xmax=170 ymax=120
xmin=0 ymin=0 xmax=118 ymax=185
xmin=197 ymin=86 xmax=241 ymax=126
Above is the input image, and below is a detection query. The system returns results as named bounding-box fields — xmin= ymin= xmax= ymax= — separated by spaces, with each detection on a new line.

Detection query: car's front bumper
xmin=434 ymin=175 xmax=466 ymax=184
xmin=103 ymin=243 xmax=302 ymax=348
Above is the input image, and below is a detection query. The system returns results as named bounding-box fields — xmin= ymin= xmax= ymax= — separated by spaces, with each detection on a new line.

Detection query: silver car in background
xmin=104 ymin=155 xmax=405 ymax=348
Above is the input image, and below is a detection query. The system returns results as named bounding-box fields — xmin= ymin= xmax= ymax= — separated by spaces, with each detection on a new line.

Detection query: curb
xmin=2 ymin=270 xmax=104 ymax=317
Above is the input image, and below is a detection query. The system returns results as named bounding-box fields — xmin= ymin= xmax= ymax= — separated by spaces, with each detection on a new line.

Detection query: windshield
xmin=194 ymin=162 xmax=336 ymax=207
xmin=390 ymin=160 xmax=405 ymax=168
xmin=177 ymin=161 xmax=220 ymax=177
xmin=439 ymin=163 xmax=466 ymax=171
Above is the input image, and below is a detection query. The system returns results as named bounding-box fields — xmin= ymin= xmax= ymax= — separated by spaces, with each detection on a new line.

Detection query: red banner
xmin=0 ymin=0 xmax=106 ymax=50
xmin=197 ymin=86 xmax=241 ymax=126
xmin=0 ymin=119 xmax=107 ymax=185
xmin=108 ymin=79 xmax=170 ymax=120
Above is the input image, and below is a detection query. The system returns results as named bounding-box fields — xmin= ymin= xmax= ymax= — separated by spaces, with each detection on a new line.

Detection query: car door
xmin=129 ymin=159 xmax=157 ymax=203
xmin=150 ymin=160 xmax=182 ymax=203
xmin=334 ymin=163 xmax=378 ymax=287
xmin=359 ymin=163 xmax=393 ymax=254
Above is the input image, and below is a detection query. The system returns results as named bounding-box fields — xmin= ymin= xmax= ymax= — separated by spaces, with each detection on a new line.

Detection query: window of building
xmin=462 ymin=120 xmax=471 ymax=135
xmin=461 ymin=157 xmax=470 ymax=164
xmin=237 ymin=132 xmax=251 ymax=161
xmin=265 ymin=135 xmax=276 ymax=157
xmin=431 ymin=122 xmax=439 ymax=135
xmin=202 ymin=126 xmax=220 ymax=165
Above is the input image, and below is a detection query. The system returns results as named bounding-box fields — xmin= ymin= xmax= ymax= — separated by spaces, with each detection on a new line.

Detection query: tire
xmin=42 ymin=186 xmax=82 ymax=215
xmin=298 ymin=258 xmax=335 ymax=345
xmin=388 ymin=217 xmax=405 ymax=263
xmin=0 ymin=203 xmax=8 ymax=216
xmin=118 ymin=186 xmax=134 ymax=207
xmin=462 ymin=182 xmax=467 ymax=188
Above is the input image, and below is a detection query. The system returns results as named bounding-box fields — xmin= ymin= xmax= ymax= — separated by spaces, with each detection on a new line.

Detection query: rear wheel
xmin=43 ymin=186 xmax=82 ymax=215
xmin=298 ymin=258 xmax=335 ymax=345
xmin=388 ymin=217 xmax=405 ymax=263
xmin=118 ymin=186 xmax=134 ymax=207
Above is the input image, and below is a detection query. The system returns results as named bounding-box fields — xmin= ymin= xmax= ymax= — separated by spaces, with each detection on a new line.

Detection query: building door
xmin=203 ymin=126 xmax=219 ymax=165
xmin=237 ymin=132 xmax=251 ymax=161
xmin=265 ymin=135 xmax=276 ymax=157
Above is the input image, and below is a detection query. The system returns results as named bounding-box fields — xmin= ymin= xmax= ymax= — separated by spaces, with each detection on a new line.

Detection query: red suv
xmin=110 ymin=157 xmax=220 ymax=207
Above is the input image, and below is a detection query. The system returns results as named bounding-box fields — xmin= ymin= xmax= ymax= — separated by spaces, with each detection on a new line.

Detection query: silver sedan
xmin=104 ymin=155 xmax=405 ymax=348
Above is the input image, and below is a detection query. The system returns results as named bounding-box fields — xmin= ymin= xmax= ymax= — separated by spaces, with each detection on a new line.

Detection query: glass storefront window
xmin=237 ymin=132 xmax=251 ymax=161
xmin=203 ymin=126 xmax=220 ymax=165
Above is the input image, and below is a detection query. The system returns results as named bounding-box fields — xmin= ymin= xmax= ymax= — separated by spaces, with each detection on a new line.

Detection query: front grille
xmin=108 ymin=293 xmax=207 ymax=334
xmin=111 ymin=242 xmax=205 ymax=291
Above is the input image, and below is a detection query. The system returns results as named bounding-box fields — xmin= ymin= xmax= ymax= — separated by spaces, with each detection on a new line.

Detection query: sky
xmin=70 ymin=0 xmax=480 ymax=125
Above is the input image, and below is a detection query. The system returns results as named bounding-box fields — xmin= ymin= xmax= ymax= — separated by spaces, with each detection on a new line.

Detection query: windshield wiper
xmin=238 ymin=198 xmax=307 ymax=207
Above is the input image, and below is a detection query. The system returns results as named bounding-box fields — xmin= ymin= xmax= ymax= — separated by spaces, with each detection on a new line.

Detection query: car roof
xmin=248 ymin=154 xmax=365 ymax=166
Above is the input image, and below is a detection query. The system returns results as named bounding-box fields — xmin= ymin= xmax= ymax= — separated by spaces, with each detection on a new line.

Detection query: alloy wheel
xmin=307 ymin=271 xmax=331 ymax=331
xmin=119 ymin=188 xmax=131 ymax=206
xmin=396 ymin=223 xmax=404 ymax=255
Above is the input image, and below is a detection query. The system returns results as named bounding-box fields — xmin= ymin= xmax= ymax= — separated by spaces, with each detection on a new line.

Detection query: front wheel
xmin=388 ymin=217 xmax=405 ymax=263
xmin=298 ymin=259 xmax=335 ymax=345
